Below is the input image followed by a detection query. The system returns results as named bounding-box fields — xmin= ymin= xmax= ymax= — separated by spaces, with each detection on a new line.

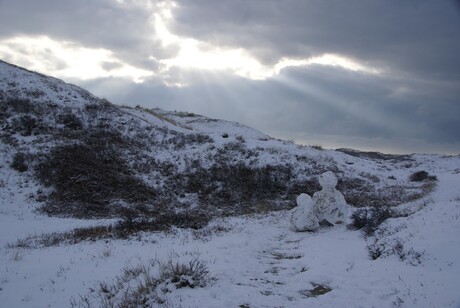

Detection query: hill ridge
xmin=0 ymin=59 xmax=433 ymax=223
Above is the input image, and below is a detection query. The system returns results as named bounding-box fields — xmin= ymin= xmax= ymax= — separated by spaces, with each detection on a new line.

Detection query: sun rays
xmin=154 ymin=1 xmax=381 ymax=84
xmin=0 ymin=0 xmax=382 ymax=87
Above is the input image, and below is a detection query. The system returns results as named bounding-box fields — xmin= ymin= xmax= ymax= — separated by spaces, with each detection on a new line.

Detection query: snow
xmin=1 ymin=155 xmax=459 ymax=307
xmin=1 ymin=59 xmax=460 ymax=307
xmin=289 ymin=193 xmax=319 ymax=231
xmin=0 ymin=60 xmax=99 ymax=109
xmin=155 ymin=108 xmax=271 ymax=142
xmin=313 ymin=171 xmax=348 ymax=225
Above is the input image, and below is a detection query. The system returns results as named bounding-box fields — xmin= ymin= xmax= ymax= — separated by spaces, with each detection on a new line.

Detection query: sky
xmin=0 ymin=0 xmax=459 ymax=154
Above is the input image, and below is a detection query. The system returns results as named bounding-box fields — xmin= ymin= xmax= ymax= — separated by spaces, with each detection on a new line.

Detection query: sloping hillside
xmin=0 ymin=60 xmax=430 ymax=223
xmin=1 ymin=60 xmax=459 ymax=307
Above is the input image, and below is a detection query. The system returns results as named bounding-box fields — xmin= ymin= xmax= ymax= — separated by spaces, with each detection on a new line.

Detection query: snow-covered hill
xmin=1 ymin=60 xmax=459 ymax=307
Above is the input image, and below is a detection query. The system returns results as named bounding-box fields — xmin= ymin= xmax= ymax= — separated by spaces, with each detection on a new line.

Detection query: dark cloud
xmin=0 ymin=0 xmax=161 ymax=68
xmin=171 ymin=0 xmax=460 ymax=79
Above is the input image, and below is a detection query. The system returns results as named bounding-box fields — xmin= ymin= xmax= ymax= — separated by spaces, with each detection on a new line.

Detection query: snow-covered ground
xmin=1 ymin=59 xmax=459 ymax=307
xmin=1 ymin=155 xmax=459 ymax=307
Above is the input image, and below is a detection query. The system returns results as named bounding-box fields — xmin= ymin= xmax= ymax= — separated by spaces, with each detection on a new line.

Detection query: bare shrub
xmin=114 ymin=208 xmax=211 ymax=237
xmin=175 ymin=111 xmax=198 ymax=118
xmin=348 ymin=207 xmax=398 ymax=236
xmin=310 ymin=144 xmax=324 ymax=151
xmin=236 ymin=135 xmax=245 ymax=143
xmin=338 ymin=177 xmax=381 ymax=207
xmin=286 ymin=179 xmax=321 ymax=200
xmin=409 ymin=170 xmax=437 ymax=182
xmin=167 ymin=133 xmax=214 ymax=150
xmin=7 ymin=225 xmax=114 ymax=249
xmin=339 ymin=177 xmax=418 ymax=208
xmin=77 ymin=256 xmax=210 ymax=307
xmin=192 ymin=222 xmax=231 ymax=240
xmin=6 ymin=98 xmax=34 ymax=113
xmin=300 ymin=283 xmax=332 ymax=298
xmin=12 ymin=115 xmax=37 ymax=136
xmin=11 ymin=152 xmax=29 ymax=172
xmin=36 ymin=131 xmax=156 ymax=218
xmin=368 ymin=238 xmax=424 ymax=265
xmin=57 ymin=113 xmax=83 ymax=130
xmin=9 ymin=208 xmax=211 ymax=249
xmin=25 ymin=88 xmax=45 ymax=98
xmin=159 ymin=258 xmax=210 ymax=290
xmin=97 ymin=261 xmax=160 ymax=308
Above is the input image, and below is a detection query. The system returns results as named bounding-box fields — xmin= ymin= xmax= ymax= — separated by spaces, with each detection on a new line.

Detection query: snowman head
xmin=318 ymin=171 xmax=337 ymax=189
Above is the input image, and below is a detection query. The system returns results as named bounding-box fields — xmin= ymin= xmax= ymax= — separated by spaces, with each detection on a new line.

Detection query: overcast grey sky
xmin=1 ymin=0 xmax=459 ymax=154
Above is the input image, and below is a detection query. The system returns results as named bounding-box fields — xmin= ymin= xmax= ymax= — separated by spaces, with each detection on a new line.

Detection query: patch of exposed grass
xmin=300 ymin=283 xmax=332 ymax=298
xmin=74 ymin=256 xmax=211 ymax=307
xmin=159 ymin=258 xmax=210 ymax=291
xmin=136 ymin=106 xmax=179 ymax=127
xmin=271 ymin=252 xmax=303 ymax=260
xmin=367 ymin=221 xmax=425 ymax=265
xmin=7 ymin=210 xmax=211 ymax=249
xmin=6 ymin=225 xmax=114 ymax=249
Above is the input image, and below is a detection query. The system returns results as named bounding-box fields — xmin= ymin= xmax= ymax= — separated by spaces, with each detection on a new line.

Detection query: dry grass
xmin=74 ymin=256 xmax=211 ymax=307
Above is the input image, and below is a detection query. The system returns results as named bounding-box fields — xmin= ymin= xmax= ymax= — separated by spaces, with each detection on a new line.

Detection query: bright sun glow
xmin=274 ymin=54 xmax=380 ymax=75
xmin=153 ymin=7 xmax=271 ymax=80
xmin=155 ymin=2 xmax=381 ymax=81
xmin=0 ymin=36 xmax=152 ymax=83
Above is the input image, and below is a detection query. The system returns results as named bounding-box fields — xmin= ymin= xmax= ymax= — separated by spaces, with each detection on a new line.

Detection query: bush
xmin=202 ymin=163 xmax=292 ymax=212
xmin=368 ymin=238 xmax=424 ymax=265
xmin=12 ymin=115 xmax=37 ymax=136
xmin=159 ymin=258 xmax=209 ymax=290
xmin=310 ymin=144 xmax=324 ymax=151
xmin=57 ymin=113 xmax=83 ymax=130
xmin=348 ymin=207 xmax=395 ymax=236
xmin=236 ymin=135 xmax=245 ymax=143
xmin=300 ymin=283 xmax=332 ymax=298
xmin=409 ymin=171 xmax=437 ymax=182
xmin=76 ymin=256 xmax=211 ymax=307
xmin=93 ymin=261 xmax=160 ymax=307
xmin=7 ymin=98 xmax=34 ymax=113
xmin=10 ymin=152 xmax=28 ymax=172
xmin=36 ymin=130 xmax=156 ymax=218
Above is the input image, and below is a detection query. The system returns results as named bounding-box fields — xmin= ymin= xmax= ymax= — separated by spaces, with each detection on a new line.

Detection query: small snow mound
xmin=313 ymin=171 xmax=348 ymax=225
xmin=289 ymin=193 xmax=319 ymax=231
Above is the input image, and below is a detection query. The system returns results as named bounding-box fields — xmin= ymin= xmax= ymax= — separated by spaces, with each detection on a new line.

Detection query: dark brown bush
xmin=11 ymin=152 xmax=29 ymax=172
xmin=36 ymin=131 xmax=156 ymax=218
xmin=409 ymin=170 xmax=437 ymax=182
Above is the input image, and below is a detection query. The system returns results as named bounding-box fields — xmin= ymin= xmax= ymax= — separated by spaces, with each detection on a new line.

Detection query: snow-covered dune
xmin=1 ymin=60 xmax=459 ymax=307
